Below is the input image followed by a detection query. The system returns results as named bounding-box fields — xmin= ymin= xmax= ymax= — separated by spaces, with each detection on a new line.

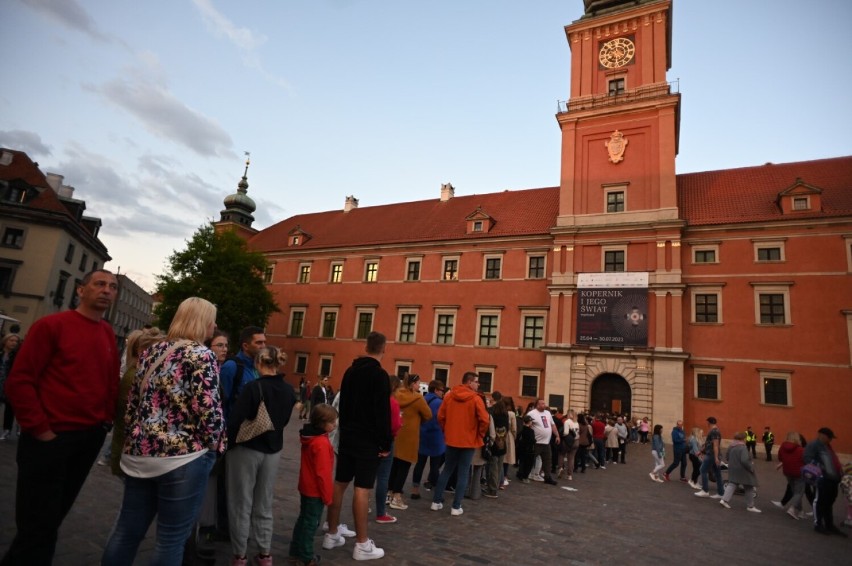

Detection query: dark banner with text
xmin=576 ymin=272 xmax=648 ymax=347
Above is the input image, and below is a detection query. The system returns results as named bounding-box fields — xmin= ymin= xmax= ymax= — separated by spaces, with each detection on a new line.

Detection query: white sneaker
xmin=530 ymin=474 xmax=545 ymax=482
xmin=694 ymin=491 xmax=710 ymax=498
xmin=771 ymin=500 xmax=783 ymax=508
xmin=0 ymin=430 xmax=10 ymax=440
xmin=322 ymin=532 xmax=345 ymax=550
xmin=322 ymin=522 xmax=356 ymax=537
xmin=502 ymin=478 xmax=510 ymax=487
xmin=719 ymin=499 xmax=730 ymax=509
xmin=353 ymin=539 xmax=384 ymax=561
xmin=430 ymin=502 xmax=443 ymax=511
xmin=688 ymin=480 xmax=698 ymax=489
xmin=388 ymin=497 xmax=408 ymax=510
xmin=450 ymin=507 xmax=464 ymax=516
xmin=710 ymin=494 xmax=723 ymax=500
xmin=786 ymin=507 xmax=800 ymax=520
xmin=747 ymin=506 xmax=762 ymax=513
xmin=649 ymin=472 xmax=658 ymax=482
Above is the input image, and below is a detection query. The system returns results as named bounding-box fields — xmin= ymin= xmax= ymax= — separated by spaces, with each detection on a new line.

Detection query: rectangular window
xmin=406 ymin=260 xmax=421 ymax=282
xmin=434 ymin=366 xmax=449 ymax=385
xmin=522 ymin=316 xmax=544 ymax=349
xmin=398 ymin=313 xmax=417 ymax=343
xmin=321 ymin=311 xmax=338 ymax=338
xmin=757 ymin=247 xmax=781 ymax=261
xmin=528 ymin=255 xmax=545 ymax=279
xmin=694 ymin=294 xmax=718 ymax=323
xmin=330 ymin=263 xmax=343 ymax=283
xmin=443 ymin=259 xmax=458 ymax=281
xmin=436 ymin=314 xmax=455 ymax=345
xmin=319 ymin=356 xmax=332 ymax=378
xmin=263 ymin=266 xmax=274 ymax=283
xmin=477 ymin=370 xmax=493 ymax=394
xmin=79 ymin=253 xmax=88 ymax=272
xmin=604 ymin=250 xmax=625 ymax=272
xmin=521 ymin=374 xmax=539 ymax=398
xmin=396 ymin=363 xmax=411 ymax=378
xmin=54 ymin=272 xmax=70 ymax=306
xmin=364 ymin=261 xmax=378 ymax=282
xmin=356 ymin=312 xmax=373 ymax=339
xmin=608 ymin=78 xmax=625 ymax=95
xmin=478 ymin=314 xmax=499 ymax=347
xmin=289 ymin=310 xmax=305 ymax=337
xmin=295 ymin=354 xmax=308 ymax=374
xmin=473 ymin=221 xmax=483 ymax=232
xmin=761 ymin=372 xmax=791 ymax=406
xmin=694 ymin=249 xmax=716 ymax=263
xmin=1 ymin=227 xmax=24 ymax=248
xmin=793 ymin=197 xmax=809 ymax=210
xmin=64 ymin=243 xmax=75 ymax=263
xmin=484 ymin=257 xmax=502 ymax=280
xmin=0 ymin=262 xmax=19 ymax=294
xmin=696 ymin=373 xmax=719 ymax=400
xmin=298 ymin=264 xmax=311 ymax=283
xmin=606 ymin=191 xmax=625 ymax=212
xmin=759 ymin=294 xmax=785 ymax=324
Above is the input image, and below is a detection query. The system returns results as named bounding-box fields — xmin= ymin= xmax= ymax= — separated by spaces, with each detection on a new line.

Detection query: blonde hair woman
xmin=227 ymin=345 xmax=300 ymax=566
xmin=687 ymin=426 xmax=705 ymax=489
xmin=102 ymin=297 xmax=224 ymax=566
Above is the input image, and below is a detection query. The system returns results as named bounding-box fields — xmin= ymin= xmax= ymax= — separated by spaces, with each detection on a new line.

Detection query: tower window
xmin=606 ymin=191 xmax=625 ymax=212
xmin=608 ymin=78 xmax=626 ymax=96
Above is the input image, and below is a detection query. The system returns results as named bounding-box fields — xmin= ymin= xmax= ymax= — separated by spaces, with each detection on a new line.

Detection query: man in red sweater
xmin=1 ymin=269 xmax=120 ymax=566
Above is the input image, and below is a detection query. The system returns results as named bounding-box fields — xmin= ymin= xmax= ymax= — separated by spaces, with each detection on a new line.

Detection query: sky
xmin=2 ymin=0 xmax=851 ymax=292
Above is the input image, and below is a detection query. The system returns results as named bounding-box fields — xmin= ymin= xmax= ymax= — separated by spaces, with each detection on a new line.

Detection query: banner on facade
xmin=576 ymin=272 xmax=648 ymax=347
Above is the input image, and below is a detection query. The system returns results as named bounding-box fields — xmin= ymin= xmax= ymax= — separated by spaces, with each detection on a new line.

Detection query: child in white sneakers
xmin=719 ymin=432 xmax=761 ymax=513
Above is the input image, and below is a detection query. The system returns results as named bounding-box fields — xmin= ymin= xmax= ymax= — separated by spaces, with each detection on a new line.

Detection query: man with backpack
xmin=220 ymin=326 xmax=266 ymax=419
xmin=483 ymin=392 xmax=509 ymax=498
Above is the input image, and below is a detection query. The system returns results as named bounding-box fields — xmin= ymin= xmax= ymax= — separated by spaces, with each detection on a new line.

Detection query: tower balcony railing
xmin=557 ymin=79 xmax=679 ymax=114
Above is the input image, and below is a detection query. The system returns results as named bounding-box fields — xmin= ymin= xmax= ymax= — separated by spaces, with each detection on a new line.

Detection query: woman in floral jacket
xmin=102 ymin=297 xmax=225 ymax=566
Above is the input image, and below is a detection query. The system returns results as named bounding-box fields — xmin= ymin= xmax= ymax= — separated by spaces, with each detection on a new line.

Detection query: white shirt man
xmin=525 ymin=399 xmax=560 ymax=485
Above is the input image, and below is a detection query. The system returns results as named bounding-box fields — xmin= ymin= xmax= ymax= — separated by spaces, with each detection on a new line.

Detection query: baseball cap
xmin=706 ymin=416 xmax=717 ymax=424
xmin=817 ymin=427 xmax=836 ymax=439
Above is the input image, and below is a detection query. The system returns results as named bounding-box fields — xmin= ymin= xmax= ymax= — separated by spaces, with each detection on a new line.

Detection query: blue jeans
xmin=699 ymin=454 xmax=724 ymax=496
xmin=374 ymin=440 xmax=394 ymax=517
xmin=432 ymin=446 xmax=474 ymax=510
xmin=102 ymin=451 xmax=216 ymax=566
xmin=593 ymin=438 xmax=606 ymax=467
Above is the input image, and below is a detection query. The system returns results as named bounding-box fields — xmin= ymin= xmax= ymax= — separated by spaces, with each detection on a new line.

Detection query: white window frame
xmin=318 ymin=355 xmax=333 ymax=378
xmin=298 ymin=262 xmax=311 ymax=284
xmin=602 ymin=245 xmax=627 ymax=272
xmin=405 ymin=257 xmax=422 ymax=282
xmin=753 ymin=239 xmax=786 ymax=262
xmin=690 ymin=285 xmax=723 ymax=324
xmin=320 ymin=306 xmax=340 ymax=338
xmin=752 ymin=283 xmax=792 ymax=326
xmin=483 ymin=253 xmax=503 ymax=281
xmin=476 ymin=308 xmax=502 ymax=347
xmin=792 ymin=196 xmax=810 ymax=211
xmin=433 ymin=363 xmax=451 ymax=386
xmin=526 ymin=253 xmax=546 ymax=279
xmin=520 ymin=370 xmax=541 ymax=398
xmin=605 ymin=188 xmax=626 ymax=213
xmin=692 ymin=244 xmax=719 ymax=264
xmin=364 ymin=260 xmax=379 ymax=283
xmin=442 ymin=256 xmax=460 ymax=281
xmin=397 ymin=308 xmax=419 ymax=344
xmin=845 ymin=236 xmax=852 ymax=273
xmin=329 ymin=261 xmax=344 ymax=283
xmin=693 ymin=366 xmax=721 ymax=401
xmin=759 ymin=370 xmax=792 ymax=407
xmin=433 ymin=307 xmax=458 ymax=345
xmin=475 ymin=365 xmax=496 ymax=394
xmin=294 ymin=353 xmax=308 ymax=375
xmin=354 ymin=306 xmax=376 ymax=340
xmin=288 ymin=306 xmax=307 ymax=337
xmin=520 ymin=310 xmax=547 ymax=349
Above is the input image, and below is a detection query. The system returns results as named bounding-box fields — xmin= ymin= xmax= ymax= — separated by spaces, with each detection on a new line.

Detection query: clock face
xmin=599 ymin=37 xmax=635 ymax=69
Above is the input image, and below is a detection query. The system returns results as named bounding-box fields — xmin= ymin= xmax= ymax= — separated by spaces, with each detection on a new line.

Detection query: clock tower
xmin=546 ymin=0 xmax=686 ymax=427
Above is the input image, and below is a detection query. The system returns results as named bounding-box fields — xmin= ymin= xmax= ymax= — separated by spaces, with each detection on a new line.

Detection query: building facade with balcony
xmin=217 ymin=0 xmax=852 ymax=453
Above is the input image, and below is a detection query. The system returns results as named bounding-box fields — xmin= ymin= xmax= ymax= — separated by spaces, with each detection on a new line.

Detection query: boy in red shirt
xmin=289 ymin=403 xmax=338 ymax=566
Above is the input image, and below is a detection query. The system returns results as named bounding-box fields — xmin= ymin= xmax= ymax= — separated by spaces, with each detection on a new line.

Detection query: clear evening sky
xmin=2 ymin=0 xmax=850 ymax=291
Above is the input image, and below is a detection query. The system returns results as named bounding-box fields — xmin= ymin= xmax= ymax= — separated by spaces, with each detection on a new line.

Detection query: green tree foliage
xmin=154 ymin=224 xmax=279 ymax=344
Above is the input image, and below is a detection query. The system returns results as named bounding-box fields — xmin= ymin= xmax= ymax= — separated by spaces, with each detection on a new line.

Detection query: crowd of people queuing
xmin=0 ymin=269 xmax=850 ymax=565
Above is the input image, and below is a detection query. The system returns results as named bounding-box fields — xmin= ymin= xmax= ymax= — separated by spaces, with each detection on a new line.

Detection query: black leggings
xmin=389 ymin=457 xmax=413 ymax=494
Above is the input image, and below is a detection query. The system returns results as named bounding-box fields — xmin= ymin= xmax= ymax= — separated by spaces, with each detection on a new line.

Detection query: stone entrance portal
xmin=590 ymin=373 xmax=631 ymax=416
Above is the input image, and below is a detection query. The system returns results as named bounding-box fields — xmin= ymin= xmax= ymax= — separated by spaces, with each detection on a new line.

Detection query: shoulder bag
xmin=235 ymin=381 xmax=275 ymax=443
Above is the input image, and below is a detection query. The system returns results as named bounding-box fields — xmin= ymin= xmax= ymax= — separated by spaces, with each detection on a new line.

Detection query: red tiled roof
xmin=249 ymin=187 xmax=561 ymax=252
xmin=677 ymin=156 xmax=852 ymax=226
xmin=0 ymin=148 xmax=74 ymax=218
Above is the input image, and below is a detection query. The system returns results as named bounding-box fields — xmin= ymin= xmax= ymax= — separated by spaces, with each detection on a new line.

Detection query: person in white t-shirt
xmin=525 ymin=399 xmax=560 ymax=485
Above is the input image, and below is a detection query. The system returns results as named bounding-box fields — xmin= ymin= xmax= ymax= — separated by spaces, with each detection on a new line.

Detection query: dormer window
xmin=288 ymin=226 xmax=311 ymax=247
xmin=292 ymin=236 xmax=300 ymax=245
xmin=792 ymin=197 xmax=809 ymax=211
xmin=777 ymin=178 xmax=821 ymax=214
xmin=465 ymin=207 xmax=494 ymax=234
xmin=473 ymin=221 xmax=483 ymax=232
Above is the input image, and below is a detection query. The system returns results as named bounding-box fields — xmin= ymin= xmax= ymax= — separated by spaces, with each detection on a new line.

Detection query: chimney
xmin=344 ymin=195 xmax=359 ymax=212
xmin=440 ymin=182 xmax=455 ymax=202
xmin=46 ymin=173 xmax=64 ymax=191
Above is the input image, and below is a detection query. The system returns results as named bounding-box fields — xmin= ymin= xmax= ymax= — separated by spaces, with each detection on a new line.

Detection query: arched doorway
xmin=590 ymin=373 xmax=631 ymax=416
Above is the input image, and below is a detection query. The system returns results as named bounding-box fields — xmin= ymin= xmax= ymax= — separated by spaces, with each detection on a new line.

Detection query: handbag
xmin=235 ymin=383 xmax=275 ymax=443
xmin=481 ymin=435 xmax=493 ymax=460
xmin=801 ymin=461 xmax=823 ymax=485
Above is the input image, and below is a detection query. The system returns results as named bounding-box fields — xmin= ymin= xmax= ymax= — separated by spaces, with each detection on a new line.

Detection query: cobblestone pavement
xmin=1 ymin=420 xmax=848 ymax=565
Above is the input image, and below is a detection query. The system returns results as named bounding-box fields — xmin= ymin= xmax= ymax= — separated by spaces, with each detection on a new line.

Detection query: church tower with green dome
xmin=215 ymin=154 xmax=258 ymax=239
